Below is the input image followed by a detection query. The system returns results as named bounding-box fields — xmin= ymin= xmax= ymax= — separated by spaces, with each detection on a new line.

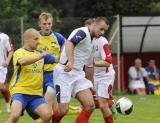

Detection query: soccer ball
xmin=115 ymin=97 xmax=133 ymax=115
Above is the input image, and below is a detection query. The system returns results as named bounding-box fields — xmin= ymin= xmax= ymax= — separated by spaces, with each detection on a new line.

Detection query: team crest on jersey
xmin=51 ymin=42 xmax=56 ymax=48
xmin=43 ymin=46 xmax=49 ymax=51
xmin=32 ymin=63 xmax=37 ymax=68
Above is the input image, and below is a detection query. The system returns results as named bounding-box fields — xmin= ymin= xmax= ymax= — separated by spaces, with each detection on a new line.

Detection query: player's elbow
xmin=17 ymin=59 xmax=27 ymax=65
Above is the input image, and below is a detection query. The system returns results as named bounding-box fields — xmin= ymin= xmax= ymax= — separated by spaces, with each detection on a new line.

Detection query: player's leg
xmin=43 ymin=72 xmax=60 ymax=123
xmin=43 ymin=72 xmax=56 ymax=109
xmin=97 ymin=79 xmax=115 ymax=123
xmin=73 ymin=79 xmax=95 ymax=123
xmin=26 ymin=95 xmax=52 ymax=123
xmin=94 ymin=80 xmax=117 ymax=120
xmin=75 ymin=89 xmax=95 ymax=123
xmin=34 ymin=103 xmax=52 ymax=123
xmin=7 ymin=94 xmax=26 ymax=123
xmin=52 ymin=68 xmax=74 ymax=123
xmin=52 ymin=83 xmax=71 ymax=123
xmin=98 ymin=97 xmax=113 ymax=123
xmin=0 ymin=67 xmax=10 ymax=112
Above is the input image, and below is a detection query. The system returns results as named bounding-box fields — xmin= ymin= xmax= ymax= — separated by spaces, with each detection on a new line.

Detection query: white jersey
xmin=128 ymin=66 xmax=148 ymax=90
xmin=0 ymin=33 xmax=13 ymax=66
xmin=59 ymin=27 xmax=94 ymax=71
xmin=93 ymin=37 xmax=115 ymax=81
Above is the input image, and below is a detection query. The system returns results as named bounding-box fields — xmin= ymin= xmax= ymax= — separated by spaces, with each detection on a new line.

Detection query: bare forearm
xmin=6 ymin=51 xmax=14 ymax=63
xmin=94 ymin=60 xmax=110 ymax=67
xmin=65 ymin=41 xmax=74 ymax=63
xmin=18 ymin=54 xmax=43 ymax=65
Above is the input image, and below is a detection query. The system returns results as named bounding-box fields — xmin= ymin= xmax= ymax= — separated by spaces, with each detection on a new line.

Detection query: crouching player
xmin=7 ymin=28 xmax=58 ymax=123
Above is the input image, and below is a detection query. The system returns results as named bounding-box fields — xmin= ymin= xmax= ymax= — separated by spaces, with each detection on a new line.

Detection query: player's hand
xmin=54 ymin=56 xmax=60 ymax=63
xmin=3 ymin=60 xmax=9 ymax=67
xmin=41 ymin=50 xmax=50 ymax=57
xmin=90 ymin=87 xmax=96 ymax=95
xmin=64 ymin=61 xmax=72 ymax=72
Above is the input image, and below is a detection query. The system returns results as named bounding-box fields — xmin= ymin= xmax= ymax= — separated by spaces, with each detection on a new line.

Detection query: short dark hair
xmin=84 ymin=18 xmax=95 ymax=26
xmin=95 ymin=17 xmax=109 ymax=25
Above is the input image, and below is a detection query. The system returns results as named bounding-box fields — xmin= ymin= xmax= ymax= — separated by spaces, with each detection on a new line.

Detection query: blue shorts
xmin=43 ymin=71 xmax=54 ymax=94
xmin=11 ymin=93 xmax=46 ymax=120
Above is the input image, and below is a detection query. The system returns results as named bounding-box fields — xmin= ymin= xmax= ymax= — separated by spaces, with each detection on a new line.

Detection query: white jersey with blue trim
xmin=59 ymin=27 xmax=94 ymax=71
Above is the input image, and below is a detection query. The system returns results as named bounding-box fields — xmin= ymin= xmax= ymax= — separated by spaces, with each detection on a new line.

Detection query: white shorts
xmin=0 ymin=66 xmax=7 ymax=83
xmin=128 ymin=80 xmax=146 ymax=91
xmin=94 ymin=74 xmax=115 ymax=99
xmin=54 ymin=64 xmax=93 ymax=103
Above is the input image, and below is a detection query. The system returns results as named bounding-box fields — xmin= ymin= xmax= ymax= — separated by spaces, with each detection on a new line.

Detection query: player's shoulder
xmin=13 ymin=48 xmax=24 ymax=56
xmin=0 ymin=32 xmax=9 ymax=39
xmin=52 ymin=31 xmax=63 ymax=37
xmin=99 ymin=36 xmax=109 ymax=44
xmin=72 ymin=27 xmax=88 ymax=34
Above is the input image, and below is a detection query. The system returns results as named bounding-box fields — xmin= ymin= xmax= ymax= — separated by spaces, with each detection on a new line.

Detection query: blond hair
xmin=39 ymin=12 xmax=53 ymax=21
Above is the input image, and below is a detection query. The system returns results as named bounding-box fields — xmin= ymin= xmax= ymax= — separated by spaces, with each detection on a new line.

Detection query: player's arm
xmin=64 ymin=29 xmax=86 ymax=72
xmin=18 ymin=50 xmax=53 ymax=65
xmin=4 ymin=50 xmax=14 ymax=67
xmin=94 ymin=43 xmax=112 ymax=67
xmin=64 ymin=41 xmax=74 ymax=72
xmin=3 ymin=37 xmax=14 ymax=67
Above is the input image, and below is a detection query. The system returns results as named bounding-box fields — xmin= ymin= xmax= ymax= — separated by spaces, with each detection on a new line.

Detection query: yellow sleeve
xmin=13 ymin=49 xmax=23 ymax=66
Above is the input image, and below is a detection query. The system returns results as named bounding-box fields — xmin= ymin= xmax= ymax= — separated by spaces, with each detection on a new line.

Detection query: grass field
xmin=0 ymin=94 xmax=160 ymax=123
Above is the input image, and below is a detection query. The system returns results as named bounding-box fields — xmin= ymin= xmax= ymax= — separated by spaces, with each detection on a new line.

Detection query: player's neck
xmin=88 ymin=26 xmax=94 ymax=40
xmin=40 ymin=30 xmax=52 ymax=36
xmin=23 ymin=45 xmax=35 ymax=52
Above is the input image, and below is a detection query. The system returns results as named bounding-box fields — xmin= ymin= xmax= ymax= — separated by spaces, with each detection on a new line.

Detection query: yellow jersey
xmin=9 ymin=48 xmax=55 ymax=96
xmin=37 ymin=31 xmax=65 ymax=71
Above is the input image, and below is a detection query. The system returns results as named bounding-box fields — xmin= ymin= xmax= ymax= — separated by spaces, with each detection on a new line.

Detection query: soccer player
xmin=7 ymin=28 xmax=57 ymax=123
xmin=0 ymin=32 xmax=14 ymax=113
xmin=92 ymin=36 xmax=115 ymax=123
xmin=85 ymin=18 xmax=118 ymax=122
xmin=37 ymin=12 xmax=81 ymax=122
xmin=54 ymin=17 xmax=109 ymax=123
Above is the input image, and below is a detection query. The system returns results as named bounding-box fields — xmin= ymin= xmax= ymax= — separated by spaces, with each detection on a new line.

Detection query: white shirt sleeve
xmin=128 ymin=67 xmax=137 ymax=79
xmin=4 ymin=34 xmax=13 ymax=52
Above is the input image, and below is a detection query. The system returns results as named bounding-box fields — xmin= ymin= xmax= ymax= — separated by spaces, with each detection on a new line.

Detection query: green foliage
xmin=149 ymin=1 xmax=160 ymax=14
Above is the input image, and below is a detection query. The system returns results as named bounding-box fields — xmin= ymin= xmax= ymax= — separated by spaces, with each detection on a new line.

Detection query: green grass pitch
xmin=0 ymin=95 xmax=160 ymax=123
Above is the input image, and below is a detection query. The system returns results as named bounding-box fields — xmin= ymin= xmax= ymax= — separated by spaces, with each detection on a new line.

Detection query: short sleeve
xmin=44 ymin=54 xmax=55 ymax=64
xmin=68 ymin=29 xmax=86 ymax=46
xmin=13 ymin=50 xmax=23 ymax=66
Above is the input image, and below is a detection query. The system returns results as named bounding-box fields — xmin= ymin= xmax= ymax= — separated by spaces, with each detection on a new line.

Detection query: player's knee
xmin=10 ymin=111 xmax=21 ymax=120
xmin=85 ymin=103 xmax=95 ymax=112
xmin=41 ymin=109 xmax=52 ymax=121
xmin=60 ymin=106 xmax=69 ymax=116
xmin=99 ymin=103 xmax=109 ymax=111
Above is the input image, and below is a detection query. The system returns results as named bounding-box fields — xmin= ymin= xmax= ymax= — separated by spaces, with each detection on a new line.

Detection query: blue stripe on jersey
xmin=13 ymin=66 xmax=21 ymax=86
xmin=44 ymin=54 xmax=55 ymax=64
xmin=53 ymin=32 xmax=65 ymax=50
xmin=69 ymin=30 xmax=86 ymax=46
